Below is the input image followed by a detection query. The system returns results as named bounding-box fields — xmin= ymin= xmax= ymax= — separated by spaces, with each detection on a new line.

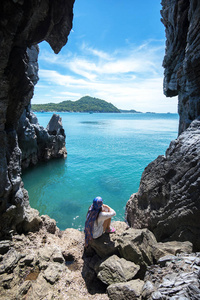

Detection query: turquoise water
xmin=22 ymin=112 xmax=179 ymax=230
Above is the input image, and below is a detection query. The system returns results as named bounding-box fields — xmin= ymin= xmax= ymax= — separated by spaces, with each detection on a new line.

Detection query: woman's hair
xmin=86 ymin=205 xmax=102 ymax=225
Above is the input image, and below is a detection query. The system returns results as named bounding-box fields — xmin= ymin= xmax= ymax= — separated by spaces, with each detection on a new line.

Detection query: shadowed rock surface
xmin=126 ymin=0 xmax=200 ymax=251
xmin=161 ymin=0 xmax=200 ymax=134
xmin=126 ymin=118 xmax=200 ymax=250
xmin=0 ymin=0 xmax=74 ymax=238
xmin=17 ymin=110 xmax=67 ymax=169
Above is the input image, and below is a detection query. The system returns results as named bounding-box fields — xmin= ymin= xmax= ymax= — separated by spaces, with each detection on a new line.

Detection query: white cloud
xmin=33 ymin=40 xmax=178 ymax=113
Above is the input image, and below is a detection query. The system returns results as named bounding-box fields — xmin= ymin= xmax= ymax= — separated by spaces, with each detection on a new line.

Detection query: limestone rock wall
xmin=126 ymin=0 xmax=200 ymax=251
xmin=126 ymin=118 xmax=200 ymax=250
xmin=161 ymin=0 xmax=200 ymax=134
xmin=0 ymin=0 xmax=75 ymax=238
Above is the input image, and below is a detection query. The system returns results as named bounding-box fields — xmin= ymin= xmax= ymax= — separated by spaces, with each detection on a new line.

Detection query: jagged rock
xmin=152 ymin=241 xmax=193 ymax=262
xmin=161 ymin=0 xmax=200 ymax=134
xmin=117 ymin=228 xmax=157 ymax=274
xmin=0 ymin=240 xmax=12 ymax=255
xmin=27 ymin=45 xmax=39 ymax=85
xmin=107 ymin=279 xmax=144 ymax=300
xmin=15 ymin=280 xmax=32 ymax=299
xmin=143 ymin=253 xmax=200 ymax=299
xmin=17 ymin=110 xmax=67 ymax=169
xmin=47 ymin=114 xmax=65 ymax=136
xmin=52 ymin=247 xmax=65 ymax=264
xmin=41 ymin=215 xmax=57 ymax=234
xmin=126 ymin=119 xmax=200 ymax=250
xmin=43 ymin=262 xmax=65 ymax=284
xmin=0 ymin=249 xmax=21 ymax=274
xmin=0 ymin=0 xmax=74 ymax=239
xmin=97 ymin=255 xmax=140 ymax=285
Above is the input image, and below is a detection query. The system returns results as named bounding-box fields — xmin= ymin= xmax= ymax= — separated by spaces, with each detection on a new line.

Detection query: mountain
xmin=31 ymin=96 xmax=120 ymax=113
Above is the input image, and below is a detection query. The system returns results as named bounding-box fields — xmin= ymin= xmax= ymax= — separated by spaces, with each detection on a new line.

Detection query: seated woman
xmin=84 ymin=196 xmax=116 ymax=247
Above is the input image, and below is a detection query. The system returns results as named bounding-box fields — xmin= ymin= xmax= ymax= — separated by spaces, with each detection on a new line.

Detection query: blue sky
xmin=33 ymin=0 xmax=178 ymax=113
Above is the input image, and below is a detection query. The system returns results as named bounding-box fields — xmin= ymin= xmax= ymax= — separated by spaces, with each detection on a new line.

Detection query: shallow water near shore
xmin=22 ymin=112 xmax=179 ymax=231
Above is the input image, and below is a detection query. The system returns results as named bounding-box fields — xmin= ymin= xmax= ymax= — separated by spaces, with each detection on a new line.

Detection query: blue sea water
xmin=22 ymin=112 xmax=179 ymax=231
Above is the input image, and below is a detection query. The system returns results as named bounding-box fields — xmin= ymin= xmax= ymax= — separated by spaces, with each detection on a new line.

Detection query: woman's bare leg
xmin=103 ymin=218 xmax=111 ymax=232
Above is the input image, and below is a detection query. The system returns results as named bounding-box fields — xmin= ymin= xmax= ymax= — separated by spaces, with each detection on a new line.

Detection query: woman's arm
xmin=98 ymin=208 xmax=116 ymax=222
xmin=102 ymin=204 xmax=111 ymax=212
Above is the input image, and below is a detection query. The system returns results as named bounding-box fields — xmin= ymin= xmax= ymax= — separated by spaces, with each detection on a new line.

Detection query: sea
xmin=22 ymin=112 xmax=179 ymax=231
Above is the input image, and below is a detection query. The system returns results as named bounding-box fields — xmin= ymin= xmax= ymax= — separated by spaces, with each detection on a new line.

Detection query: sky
xmin=32 ymin=0 xmax=178 ymax=113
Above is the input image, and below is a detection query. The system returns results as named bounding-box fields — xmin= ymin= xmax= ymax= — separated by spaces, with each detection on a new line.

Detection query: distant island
xmin=31 ymin=96 xmax=143 ymax=113
xmin=32 ymin=96 xmax=120 ymax=113
xmin=120 ymin=109 xmax=142 ymax=113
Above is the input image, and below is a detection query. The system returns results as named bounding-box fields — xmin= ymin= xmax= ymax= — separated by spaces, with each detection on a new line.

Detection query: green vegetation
xmin=32 ymin=96 xmax=120 ymax=113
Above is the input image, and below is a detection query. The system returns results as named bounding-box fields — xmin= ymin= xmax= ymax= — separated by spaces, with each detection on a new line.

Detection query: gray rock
xmin=143 ymin=252 xmax=200 ymax=299
xmin=41 ymin=215 xmax=57 ymax=234
xmin=47 ymin=114 xmax=65 ymax=136
xmin=15 ymin=280 xmax=32 ymax=299
xmin=107 ymin=279 xmax=144 ymax=300
xmin=0 ymin=249 xmax=21 ymax=274
xmin=117 ymin=228 xmax=157 ymax=272
xmin=161 ymin=1 xmax=200 ymax=134
xmin=152 ymin=241 xmax=193 ymax=262
xmin=43 ymin=263 xmax=65 ymax=284
xmin=19 ymin=254 xmax=35 ymax=266
xmin=0 ymin=0 xmax=74 ymax=239
xmin=0 ymin=241 xmax=12 ymax=255
xmin=52 ymin=247 xmax=64 ymax=264
xmin=17 ymin=110 xmax=67 ymax=169
xmin=126 ymin=119 xmax=200 ymax=250
xmin=97 ymin=255 xmax=140 ymax=285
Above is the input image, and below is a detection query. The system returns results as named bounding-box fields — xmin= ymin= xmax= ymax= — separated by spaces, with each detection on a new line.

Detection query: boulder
xmin=152 ymin=241 xmax=193 ymax=262
xmin=90 ymin=221 xmax=129 ymax=258
xmin=0 ymin=249 xmax=21 ymax=274
xmin=97 ymin=255 xmax=140 ymax=285
xmin=43 ymin=262 xmax=65 ymax=284
xmin=117 ymin=228 xmax=157 ymax=272
xmin=107 ymin=279 xmax=144 ymax=300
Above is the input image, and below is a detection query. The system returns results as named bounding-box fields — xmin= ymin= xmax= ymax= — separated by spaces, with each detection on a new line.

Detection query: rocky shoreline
xmin=1 ymin=219 xmax=199 ymax=299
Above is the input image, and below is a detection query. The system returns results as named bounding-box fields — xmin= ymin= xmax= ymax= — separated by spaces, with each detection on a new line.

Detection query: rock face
xmin=0 ymin=0 xmax=74 ymax=238
xmin=161 ymin=0 xmax=200 ymax=134
xmin=142 ymin=253 xmax=200 ymax=299
xmin=17 ymin=110 xmax=67 ymax=169
xmin=126 ymin=119 xmax=200 ymax=250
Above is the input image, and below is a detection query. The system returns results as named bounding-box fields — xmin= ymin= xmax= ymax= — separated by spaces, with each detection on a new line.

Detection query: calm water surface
xmin=22 ymin=112 xmax=179 ymax=230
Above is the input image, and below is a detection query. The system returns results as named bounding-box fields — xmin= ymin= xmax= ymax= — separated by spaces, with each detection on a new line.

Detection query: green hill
xmin=31 ymin=96 xmax=120 ymax=113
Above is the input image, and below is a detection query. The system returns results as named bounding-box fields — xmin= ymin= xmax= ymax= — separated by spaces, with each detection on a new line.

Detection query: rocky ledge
xmin=1 ymin=220 xmax=199 ymax=300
